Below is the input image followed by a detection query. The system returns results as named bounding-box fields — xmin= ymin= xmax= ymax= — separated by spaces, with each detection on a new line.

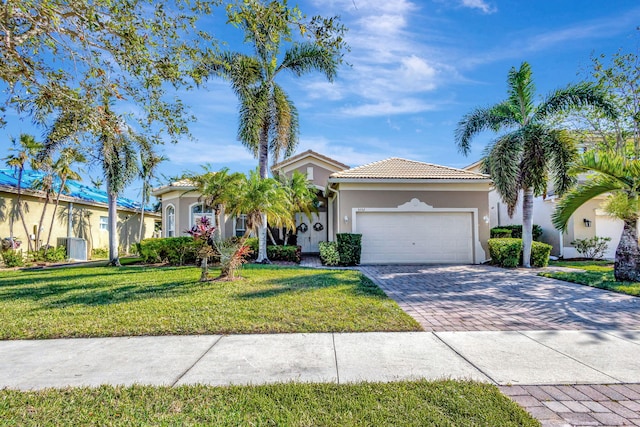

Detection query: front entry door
xmin=296 ymin=212 xmax=326 ymax=253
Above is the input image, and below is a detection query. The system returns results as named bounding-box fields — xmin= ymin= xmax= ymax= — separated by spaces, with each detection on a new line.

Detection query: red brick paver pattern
xmin=359 ymin=264 xmax=640 ymax=331
xmin=500 ymin=384 xmax=640 ymax=426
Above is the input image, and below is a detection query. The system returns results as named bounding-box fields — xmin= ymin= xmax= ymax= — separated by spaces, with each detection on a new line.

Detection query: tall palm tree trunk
xmin=256 ymin=125 xmax=270 ymax=263
xmin=45 ymin=176 xmax=67 ymax=250
xmin=35 ymin=194 xmax=51 ymax=251
xmin=521 ymin=187 xmax=534 ymax=268
xmin=107 ymin=187 xmax=121 ymax=266
xmin=614 ymin=219 xmax=640 ymax=281
xmin=138 ymin=206 xmax=145 ymax=242
xmin=15 ymin=169 xmax=34 ymax=252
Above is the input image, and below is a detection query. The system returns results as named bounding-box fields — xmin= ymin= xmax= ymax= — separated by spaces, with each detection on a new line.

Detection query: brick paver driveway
xmin=360 ymin=264 xmax=640 ymax=331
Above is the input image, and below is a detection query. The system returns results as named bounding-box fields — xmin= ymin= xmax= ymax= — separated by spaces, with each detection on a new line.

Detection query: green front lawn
xmin=0 ymin=381 xmax=539 ymax=427
xmin=542 ymin=260 xmax=640 ymax=296
xmin=0 ymin=264 xmax=420 ymax=339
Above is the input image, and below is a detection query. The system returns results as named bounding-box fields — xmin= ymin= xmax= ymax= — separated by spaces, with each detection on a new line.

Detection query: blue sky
xmin=2 ymin=0 xmax=640 ymax=201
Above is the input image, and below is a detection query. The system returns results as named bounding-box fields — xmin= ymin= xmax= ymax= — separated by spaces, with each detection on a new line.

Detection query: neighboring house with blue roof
xmin=0 ymin=169 xmax=160 ymax=258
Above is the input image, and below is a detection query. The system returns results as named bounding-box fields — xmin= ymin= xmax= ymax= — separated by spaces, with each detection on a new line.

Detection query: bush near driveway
xmin=0 ymin=380 xmax=538 ymax=427
xmin=0 ymin=264 xmax=420 ymax=339
xmin=488 ymin=238 xmax=552 ymax=268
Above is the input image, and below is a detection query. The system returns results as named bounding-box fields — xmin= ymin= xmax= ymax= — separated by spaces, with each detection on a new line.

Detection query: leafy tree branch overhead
xmin=0 ymin=0 xmax=217 ymax=139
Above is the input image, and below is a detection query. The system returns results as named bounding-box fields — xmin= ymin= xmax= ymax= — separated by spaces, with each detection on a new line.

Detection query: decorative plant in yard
xmin=571 ymin=236 xmax=612 ymax=260
xmin=186 ymin=216 xmax=217 ymax=282
xmin=212 ymin=238 xmax=251 ymax=281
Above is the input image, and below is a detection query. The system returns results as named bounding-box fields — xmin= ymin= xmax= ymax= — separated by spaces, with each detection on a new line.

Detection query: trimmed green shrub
xmin=488 ymin=238 xmax=521 ymax=268
xmin=488 ymin=238 xmax=552 ymax=268
xmin=495 ymin=224 xmax=543 ymax=241
xmin=319 ymin=241 xmax=340 ymax=266
xmin=1 ymin=249 xmax=24 ymax=268
xmin=530 ymin=241 xmax=552 ymax=267
xmin=92 ymin=248 xmax=109 ymax=259
xmin=27 ymin=247 xmax=67 ymax=263
xmin=138 ymin=237 xmax=198 ymax=265
xmin=337 ymin=233 xmax=362 ymax=266
xmin=490 ymin=228 xmax=512 ymax=238
xmin=267 ymin=245 xmax=301 ymax=263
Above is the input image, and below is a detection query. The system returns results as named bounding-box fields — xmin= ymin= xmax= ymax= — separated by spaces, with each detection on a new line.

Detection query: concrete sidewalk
xmin=2 ymin=330 xmax=639 ymax=390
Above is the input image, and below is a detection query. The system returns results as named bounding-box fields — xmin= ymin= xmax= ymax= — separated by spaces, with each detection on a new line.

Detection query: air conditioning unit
xmin=57 ymin=237 xmax=88 ymax=261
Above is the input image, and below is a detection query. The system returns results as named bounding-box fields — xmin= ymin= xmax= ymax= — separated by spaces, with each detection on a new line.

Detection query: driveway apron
xmin=359 ymin=264 xmax=640 ymax=331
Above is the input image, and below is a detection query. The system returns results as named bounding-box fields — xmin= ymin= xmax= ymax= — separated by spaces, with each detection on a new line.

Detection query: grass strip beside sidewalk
xmin=0 ymin=380 xmax=539 ymax=426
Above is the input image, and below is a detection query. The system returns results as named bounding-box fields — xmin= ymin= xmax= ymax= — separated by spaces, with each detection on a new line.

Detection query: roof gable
xmin=329 ymin=158 xmax=490 ymax=181
xmin=271 ymin=149 xmax=349 ymax=173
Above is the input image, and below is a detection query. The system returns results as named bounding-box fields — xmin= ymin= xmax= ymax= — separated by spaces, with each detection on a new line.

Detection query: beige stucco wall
xmin=332 ymin=184 xmax=491 ymax=255
xmin=0 ymin=192 xmax=157 ymax=257
xmin=288 ymin=162 xmax=334 ymax=189
xmin=159 ymin=190 xmax=239 ymax=239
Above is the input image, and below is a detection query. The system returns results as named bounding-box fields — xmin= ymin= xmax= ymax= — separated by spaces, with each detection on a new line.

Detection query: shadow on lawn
xmin=235 ymin=269 xmax=387 ymax=300
xmin=0 ymin=266 xmax=200 ymax=307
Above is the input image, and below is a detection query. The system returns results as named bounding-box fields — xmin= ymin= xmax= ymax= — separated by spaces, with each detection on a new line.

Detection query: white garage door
xmin=356 ymin=211 xmax=474 ymax=264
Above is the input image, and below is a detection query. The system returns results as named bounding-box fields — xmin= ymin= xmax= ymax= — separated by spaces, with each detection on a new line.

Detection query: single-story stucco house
xmin=152 ymin=150 xmax=492 ymax=264
xmin=0 ymin=169 xmax=160 ymax=259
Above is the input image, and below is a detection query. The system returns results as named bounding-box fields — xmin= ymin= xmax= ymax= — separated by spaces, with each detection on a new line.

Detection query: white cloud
xmin=341 ymin=99 xmax=437 ymax=117
xmin=299 ymin=1 xmax=458 ymax=117
xmin=460 ymin=0 xmax=496 ymax=14
xmin=161 ymin=140 xmax=255 ymax=166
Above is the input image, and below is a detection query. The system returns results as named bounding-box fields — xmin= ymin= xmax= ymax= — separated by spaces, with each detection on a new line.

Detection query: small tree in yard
xmin=186 ymin=216 xmax=217 ymax=282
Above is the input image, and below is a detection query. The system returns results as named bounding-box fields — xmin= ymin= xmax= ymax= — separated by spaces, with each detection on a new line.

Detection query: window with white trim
xmin=191 ymin=203 xmax=214 ymax=228
xmin=166 ymin=205 xmax=175 ymax=237
xmin=99 ymin=216 xmax=108 ymax=231
xmin=235 ymin=214 xmax=247 ymax=237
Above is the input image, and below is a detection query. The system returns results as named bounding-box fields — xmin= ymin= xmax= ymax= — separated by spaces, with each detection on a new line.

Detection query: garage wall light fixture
xmin=583 ymin=218 xmax=592 ymax=227
xmin=344 ymin=215 xmax=349 ymax=223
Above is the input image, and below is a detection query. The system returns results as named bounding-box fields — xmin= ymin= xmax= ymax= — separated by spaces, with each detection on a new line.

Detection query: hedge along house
xmin=327 ymin=158 xmax=491 ymax=264
xmin=0 ymin=169 xmax=159 ymax=258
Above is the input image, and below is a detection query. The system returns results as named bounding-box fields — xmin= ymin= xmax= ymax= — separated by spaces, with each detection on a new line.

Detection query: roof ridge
xmin=271 ymin=149 xmax=350 ymax=171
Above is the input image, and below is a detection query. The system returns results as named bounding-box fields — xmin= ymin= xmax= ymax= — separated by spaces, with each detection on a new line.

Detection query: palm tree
xmin=30 ymin=154 xmax=55 ymax=251
xmin=552 ymin=151 xmax=640 ymax=281
xmin=191 ymin=167 xmax=244 ymax=241
xmin=455 ymin=62 xmax=616 ymax=267
xmin=44 ymin=147 xmax=85 ymax=250
xmin=226 ymin=169 xmax=294 ymax=242
xmin=198 ymin=1 xmax=340 ymax=263
xmin=275 ymin=169 xmax=317 ymax=245
xmin=99 ymin=124 xmax=140 ymax=267
xmin=4 ymin=134 xmax=43 ymax=252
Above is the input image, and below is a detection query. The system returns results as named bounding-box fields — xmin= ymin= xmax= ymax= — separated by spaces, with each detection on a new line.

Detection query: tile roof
xmin=271 ymin=149 xmax=350 ymax=171
xmin=150 ymin=179 xmax=197 ymax=196
xmin=329 ymin=158 xmax=490 ymax=180
xmin=0 ymin=169 xmax=155 ymax=211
